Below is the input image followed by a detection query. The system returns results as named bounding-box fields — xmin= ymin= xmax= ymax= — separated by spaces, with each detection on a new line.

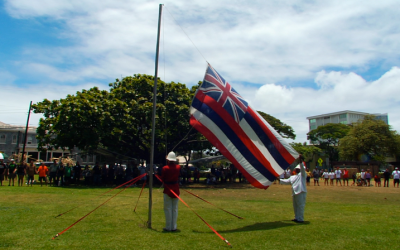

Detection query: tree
xmin=290 ymin=142 xmax=322 ymax=164
xmin=307 ymin=123 xmax=350 ymax=166
xmin=339 ymin=115 xmax=400 ymax=163
xmin=257 ymin=111 xmax=296 ymax=140
xmin=33 ymin=75 xmax=196 ymax=164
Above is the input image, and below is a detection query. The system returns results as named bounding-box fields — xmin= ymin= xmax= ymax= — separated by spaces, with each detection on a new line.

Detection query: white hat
xmin=295 ymin=165 xmax=301 ymax=170
xmin=166 ymin=152 xmax=177 ymax=161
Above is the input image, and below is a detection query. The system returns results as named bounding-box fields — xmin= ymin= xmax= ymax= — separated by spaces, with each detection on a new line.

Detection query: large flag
xmin=190 ymin=64 xmax=299 ymax=189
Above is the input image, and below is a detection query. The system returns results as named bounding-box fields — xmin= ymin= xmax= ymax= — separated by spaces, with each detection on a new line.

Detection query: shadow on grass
xmin=194 ymin=221 xmax=309 ymax=234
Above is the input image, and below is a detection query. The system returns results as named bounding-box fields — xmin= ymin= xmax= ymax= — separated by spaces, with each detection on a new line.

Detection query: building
xmin=306 ymin=110 xmax=388 ymax=132
xmin=0 ymin=121 xmax=96 ymax=164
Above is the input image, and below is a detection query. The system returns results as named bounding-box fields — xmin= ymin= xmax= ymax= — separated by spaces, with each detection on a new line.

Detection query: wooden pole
xmin=148 ymin=3 xmax=163 ymax=229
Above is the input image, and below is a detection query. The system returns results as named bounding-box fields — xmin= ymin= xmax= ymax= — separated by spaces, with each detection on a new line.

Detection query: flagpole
xmin=148 ymin=3 xmax=163 ymax=229
xmin=21 ymin=101 xmax=32 ymax=164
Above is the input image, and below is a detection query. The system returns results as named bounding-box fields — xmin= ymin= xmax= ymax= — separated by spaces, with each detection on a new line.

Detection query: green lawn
xmin=1 ymin=181 xmax=399 ymax=250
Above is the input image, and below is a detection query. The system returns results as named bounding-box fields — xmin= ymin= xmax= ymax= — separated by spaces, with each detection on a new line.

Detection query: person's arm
xmin=280 ymin=177 xmax=291 ymax=184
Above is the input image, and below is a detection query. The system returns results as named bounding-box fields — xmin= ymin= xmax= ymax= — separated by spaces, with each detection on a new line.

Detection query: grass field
xmin=1 ymin=180 xmax=399 ymax=250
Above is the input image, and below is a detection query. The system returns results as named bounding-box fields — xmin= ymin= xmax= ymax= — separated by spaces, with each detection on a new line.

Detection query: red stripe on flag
xmin=247 ymin=107 xmax=296 ymax=164
xmin=190 ymin=115 xmax=268 ymax=189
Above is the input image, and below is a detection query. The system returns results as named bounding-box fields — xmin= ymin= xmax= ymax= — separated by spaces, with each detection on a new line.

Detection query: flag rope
xmin=155 ymin=174 xmax=232 ymax=247
xmin=182 ymin=189 xmax=244 ymax=219
xmin=52 ymin=173 xmax=146 ymax=239
xmin=55 ymin=174 xmax=145 ymax=218
xmin=134 ymin=180 xmax=147 ymax=212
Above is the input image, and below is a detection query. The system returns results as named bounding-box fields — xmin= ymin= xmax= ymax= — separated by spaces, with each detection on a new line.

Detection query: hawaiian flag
xmin=190 ymin=64 xmax=299 ymax=189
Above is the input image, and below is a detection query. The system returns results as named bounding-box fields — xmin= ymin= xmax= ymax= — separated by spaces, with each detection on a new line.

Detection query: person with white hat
xmin=279 ymin=158 xmax=307 ymax=223
xmin=162 ymin=151 xmax=181 ymax=231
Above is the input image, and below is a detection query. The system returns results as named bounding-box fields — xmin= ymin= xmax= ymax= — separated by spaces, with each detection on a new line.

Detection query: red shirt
xmin=343 ymin=169 xmax=349 ymax=178
xmin=161 ymin=162 xmax=181 ymax=198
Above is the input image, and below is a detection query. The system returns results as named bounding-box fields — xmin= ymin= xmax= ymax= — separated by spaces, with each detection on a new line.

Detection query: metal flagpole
xmin=21 ymin=101 xmax=32 ymax=164
xmin=148 ymin=3 xmax=163 ymax=229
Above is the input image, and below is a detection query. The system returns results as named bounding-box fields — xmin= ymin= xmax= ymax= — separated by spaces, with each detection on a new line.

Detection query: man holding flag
xmin=279 ymin=159 xmax=307 ymax=223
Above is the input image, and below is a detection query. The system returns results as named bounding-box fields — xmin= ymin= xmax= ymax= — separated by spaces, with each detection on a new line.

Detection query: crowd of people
xmin=278 ymin=164 xmax=400 ymax=188
xmin=0 ymin=158 xmax=162 ymax=187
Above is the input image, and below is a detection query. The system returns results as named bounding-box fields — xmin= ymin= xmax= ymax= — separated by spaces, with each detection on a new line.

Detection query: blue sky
xmin=1 ymin=0 xmax=400 ymax=143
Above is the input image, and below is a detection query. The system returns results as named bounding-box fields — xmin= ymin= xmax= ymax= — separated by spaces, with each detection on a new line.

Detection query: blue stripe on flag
xmin=244 ymin=112 xmax=290 ymax=171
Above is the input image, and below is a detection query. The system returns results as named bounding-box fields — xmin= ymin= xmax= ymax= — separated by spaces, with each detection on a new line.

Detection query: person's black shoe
xmin=291 ymin=219 xmax=298 ymax=222
xmin=295 ymin=220 xmax=304 ymax=223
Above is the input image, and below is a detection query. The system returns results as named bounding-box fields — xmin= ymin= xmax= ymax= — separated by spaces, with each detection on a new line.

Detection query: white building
xmin=306 ymin=110 xmax=388 ymax=132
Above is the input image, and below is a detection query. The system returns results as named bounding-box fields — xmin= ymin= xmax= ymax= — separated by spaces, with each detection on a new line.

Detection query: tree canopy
xmin=290 ymin=142 xmax=322 ymax=163
xmin=339 ymin=115 xmax=400 ymax=163
xmin=257 ymin=111 xmax=296 ymax=140
xmin=307 ymin=123 xmax=350 ymax=165
xmin=33 ymin=75 xmax=196 ymax=164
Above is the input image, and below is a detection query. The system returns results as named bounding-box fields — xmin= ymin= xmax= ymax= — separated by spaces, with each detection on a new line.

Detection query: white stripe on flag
xmin=253 ymin=110 xmax=299 ymax=159
xmin=239 ymin=118 xmax=284 ymax=176
xmin=190 ymin=107 xmax=272 ymax=187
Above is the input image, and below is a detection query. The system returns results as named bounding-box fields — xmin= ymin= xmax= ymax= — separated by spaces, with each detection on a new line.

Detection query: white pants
xmin=164 ymin=194 xmax=179 ymax=230
xmin=293 ymin=192 xmax=307 ymax=222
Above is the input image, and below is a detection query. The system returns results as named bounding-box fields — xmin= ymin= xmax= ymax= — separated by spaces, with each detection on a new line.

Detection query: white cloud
xmin=245 ymin=67 xmax=400 ymax=143
xmin=4 ymin=0 xmax=400 ymax=85
xmin=2 ymin=0 xmax=400 ymax=145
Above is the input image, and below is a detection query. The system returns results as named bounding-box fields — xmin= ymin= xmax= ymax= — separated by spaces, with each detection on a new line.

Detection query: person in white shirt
xmin=392 ymin=167 xmax=400 ymax=188
xmin=280 ymin=160 xmax=307 ymax=223
xmin=334 ymin=167 xmax=342 ymax=186
xmin=360 ymin=169 xmax=366 ymax=186
xmin=328 ymin=171 xmax=335 ymax=186
xmin=322 ymin=169 xmax=329 ymax=186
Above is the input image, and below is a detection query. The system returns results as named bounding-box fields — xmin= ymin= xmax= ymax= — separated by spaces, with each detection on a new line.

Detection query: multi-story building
xmin=306 ymin=110 xmax=388 ymax=132
xmin=0 ymin=121 xmax=96 ymax=164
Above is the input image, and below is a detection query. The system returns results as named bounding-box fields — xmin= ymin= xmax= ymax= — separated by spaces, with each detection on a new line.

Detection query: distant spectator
xmin=342 ymin=165 xmax=349 ymax=186
xmin=8 ymin=159 xmax=17 ymax=186
xmin=365 ymin=169 xmax=372 ymax=186
xmin=92 ymin=162 xmax=101 ymax=186
xmin=26 ymin=160 xmax=37 ymax=186
xmin=73 ymin=161 xmax=82 ymax=185
xmin=101 ymin=164 xmax=108 ymax=186
xmin=392 ymin=167 xmax=400 ymax=188
xmin=322 ymin=169 xmax=329 ymax=186
xmin=328 ymin=170 xmax=335 ymax=186
xmin=138 ymin=163 xmax=146 ymax=184
xmin=374 ymin=174 xmax=381 ymax=187
xmin=334 ymin=167 xmax=342 ymax=186
xmin=115 ymin=164 xmax=124 ymax=186
xmin=17 ymin=161 xmax=27 ymax=186
xmin=64 ymin=163 xmax=72 ymax=186
xmin=305 ymin=168 xmax=311 ymax=186
xmin=356 ymin=170 xmax=362 ymax=186
xmin=383 ymin=168 xmax=391 ymax=187
xmin=83 ymin=165 xmax=91 ymax=185
xmin=49 ymin=159 xmax=58 ymax=186
xmin=57 ymin=162 xmax=65 ymax=187
xmin=360 ymin=169 xmax=366 ymax=186
xmin=312 ymin=167 xmax=321 ymax=186
xmin=0 ymin=159 xmax=5 ymax=186
xmin=193 ymin=168 xmax=200 ymax=183
xmin=37 ymin=162 xmax=49 ymax=187
xmin=351 ymin=171 xmax=357 ymax=186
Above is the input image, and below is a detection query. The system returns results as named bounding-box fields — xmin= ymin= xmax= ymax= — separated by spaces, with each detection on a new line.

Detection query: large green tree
xmin=290 ymin=142 xmax=322 ymax=164
xmin=339 ymin=115 xmax=400 ymax=163
xmin=307 ymin=123 xmax=350 ymax=166
xmin=33 ymin=75 xmax=196 ymax=164
xmin=257 ymin=111 xmax=296 ymax=140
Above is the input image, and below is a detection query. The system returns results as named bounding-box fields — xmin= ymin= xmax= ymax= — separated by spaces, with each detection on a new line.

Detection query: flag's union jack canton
xmin=190 ymin=64 xmax=299 ymax=189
